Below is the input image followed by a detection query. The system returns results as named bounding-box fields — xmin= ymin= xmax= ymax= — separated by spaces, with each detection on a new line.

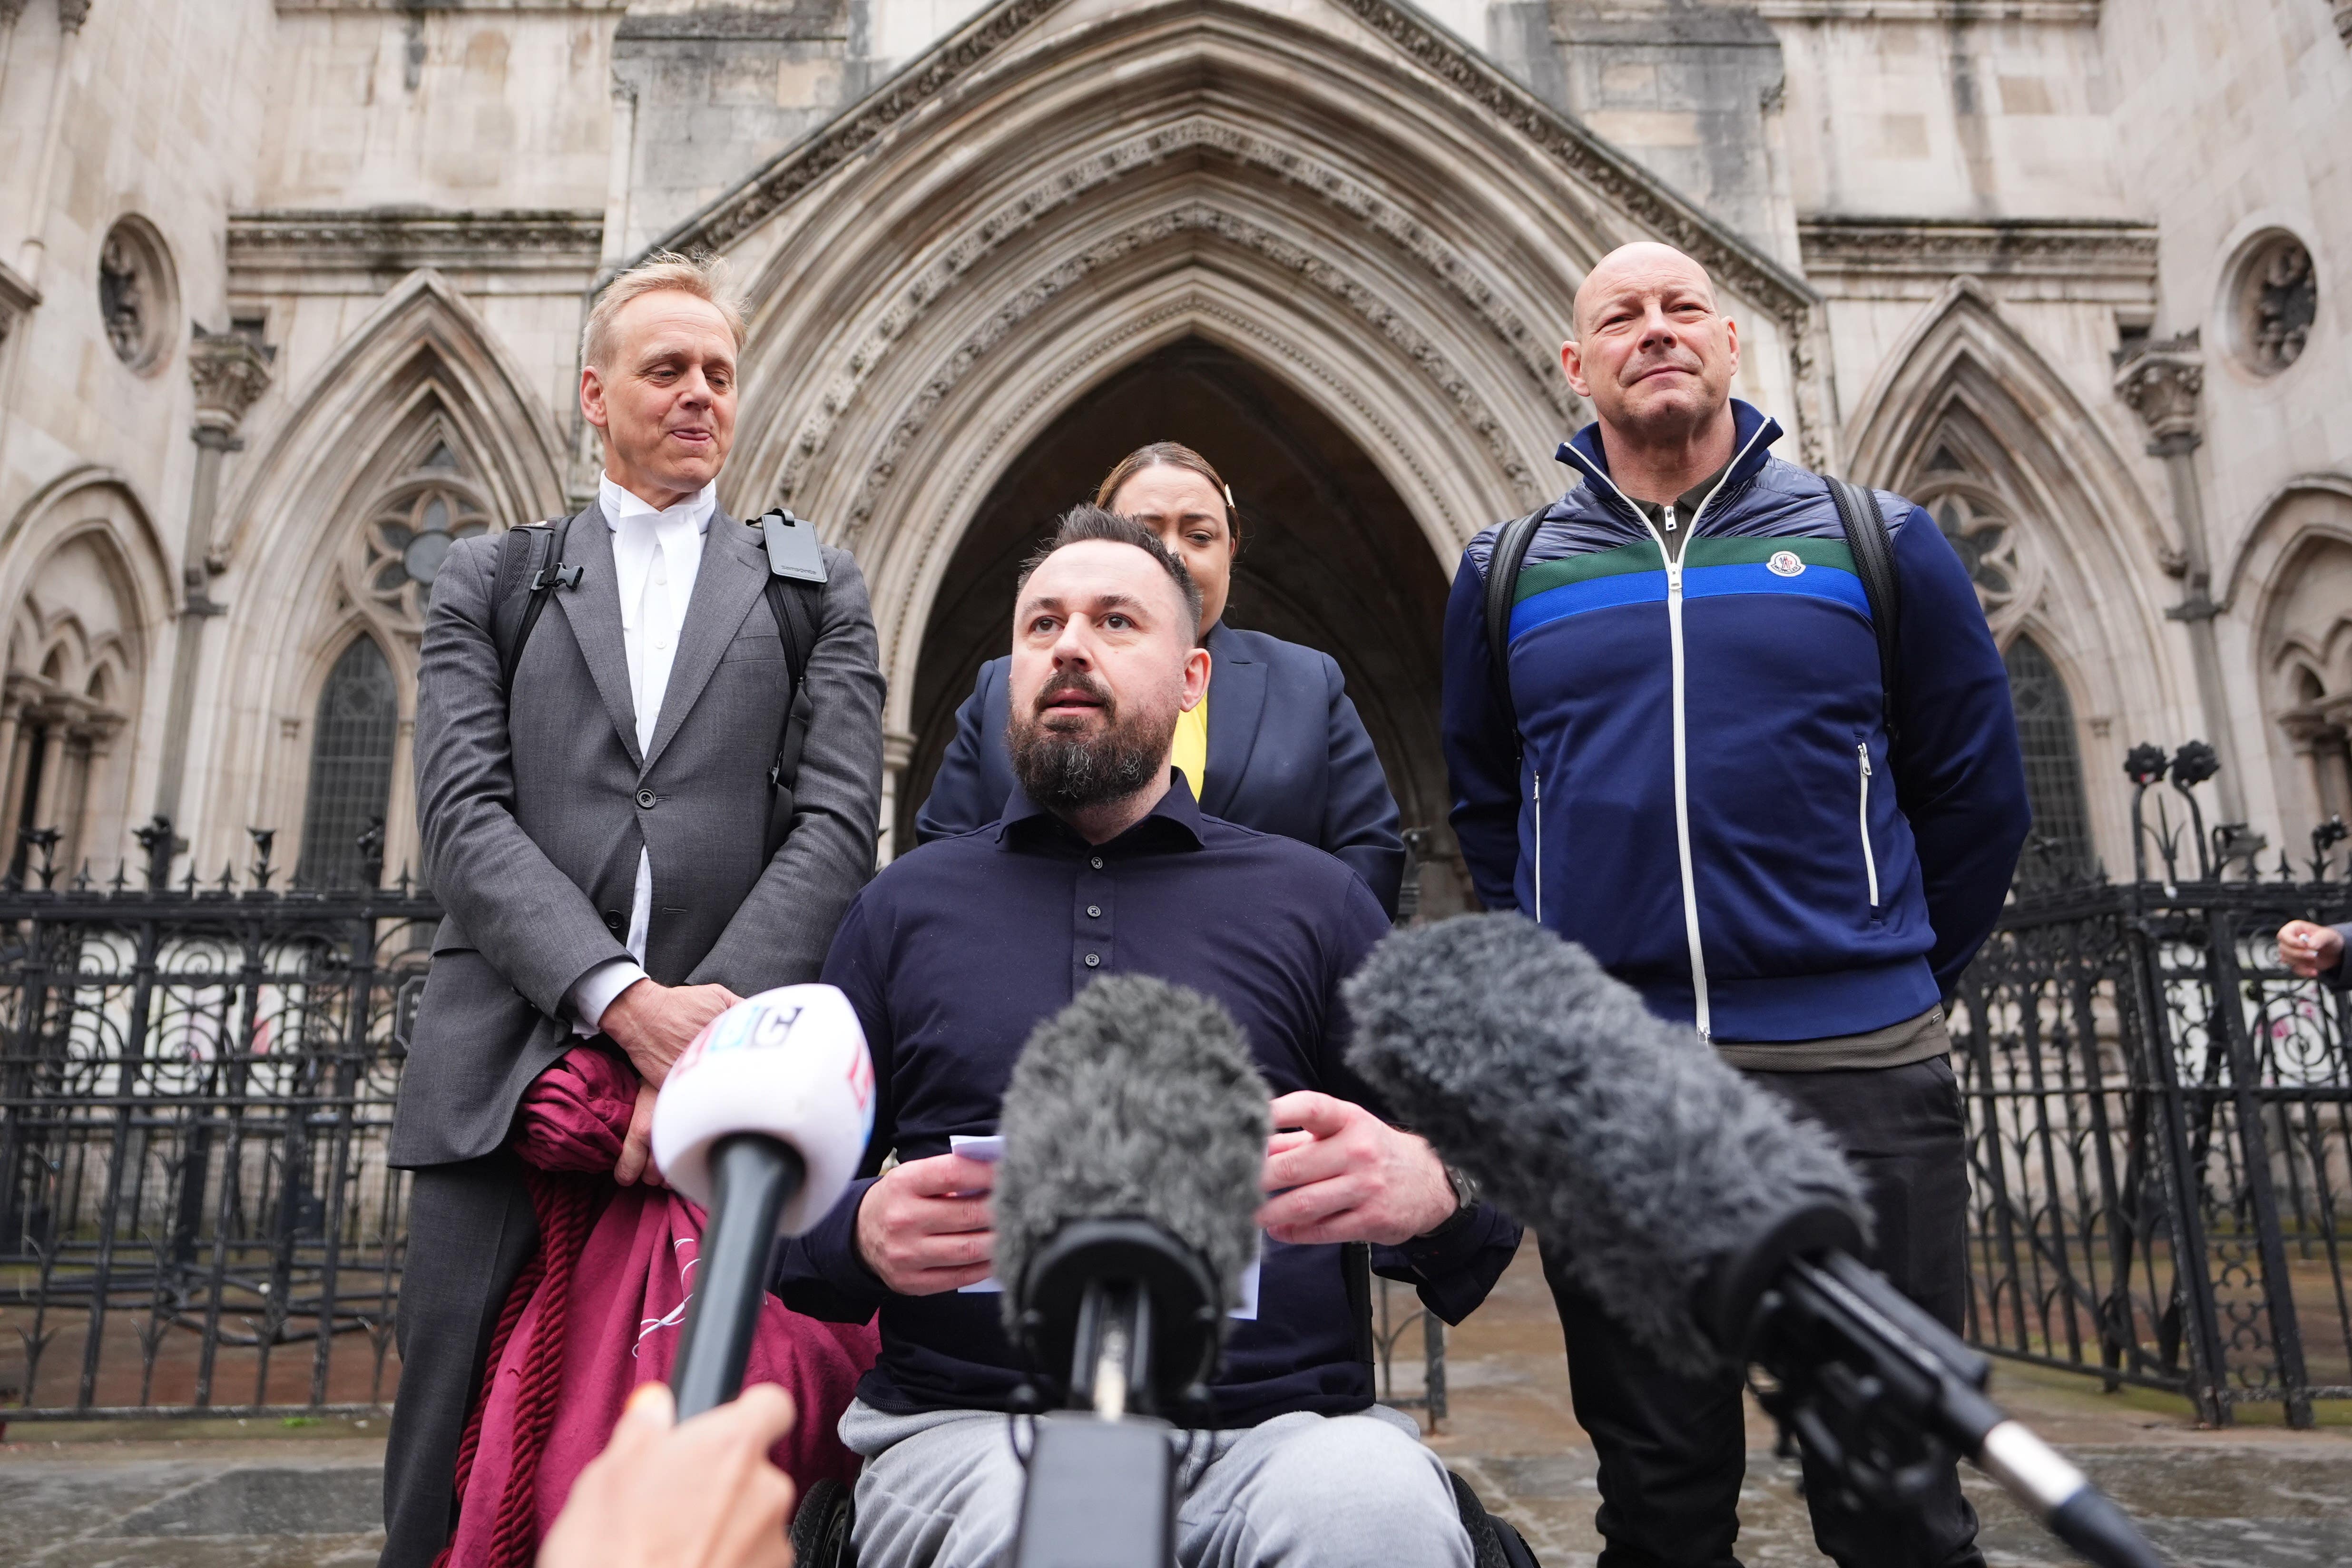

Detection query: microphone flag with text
xmin=993 ymin=974 xmax=1271 ymax=1568
xmin=651 ymin=983 xmax=876 ymax=1420
xmin=1344 ymin=914 xmax=2168 ymax=1568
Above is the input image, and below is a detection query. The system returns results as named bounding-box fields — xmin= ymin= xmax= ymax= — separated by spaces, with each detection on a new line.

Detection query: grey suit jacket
xmin=391 ymin=501 xmax=886 ymax=1168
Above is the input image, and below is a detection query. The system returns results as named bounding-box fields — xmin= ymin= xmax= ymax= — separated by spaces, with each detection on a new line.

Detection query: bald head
xmin=1571 ymin=242 xmax=1719 ymax=341
xmin=1561 ymin=240 xmax=1740 ymax=490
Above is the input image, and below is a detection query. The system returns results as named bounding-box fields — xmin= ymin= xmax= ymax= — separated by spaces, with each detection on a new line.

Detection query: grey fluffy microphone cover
xmin=994 ymin=974 xmax=1272 ymax=1337
xmin=1343 ymin=913 xmax=1868 ymax=1375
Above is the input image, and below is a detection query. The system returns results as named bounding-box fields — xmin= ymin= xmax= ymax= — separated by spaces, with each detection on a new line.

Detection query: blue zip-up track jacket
xmin=1442 ymin=402 xmax=2030 ymax=1044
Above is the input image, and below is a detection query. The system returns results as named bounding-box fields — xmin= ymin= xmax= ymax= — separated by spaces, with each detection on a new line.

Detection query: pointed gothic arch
xmin=658 ymin=0 xmax=1825 ymax=804
xmin=1843 ymin=279 xmax=2184 ymax=870
xmin=195 ymin=272 xmax=566 ymax=879
xmin=2231 ymin=477 xmax=2352 ymax=831
xmin=0 ymin=470 xmax=173 ymax=878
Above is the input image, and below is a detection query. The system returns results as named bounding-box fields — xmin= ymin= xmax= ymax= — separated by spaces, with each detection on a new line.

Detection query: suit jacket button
xmin=637 ymin=789 xmax=657 ymax=809
xmin=604 ymin=911 xmax=625 ymax=933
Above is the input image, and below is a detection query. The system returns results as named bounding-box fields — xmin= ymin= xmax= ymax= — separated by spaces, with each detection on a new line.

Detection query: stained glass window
xmin=298 ymin=637 xmax=399 ymax=888
xmin=2004 ymin=635 xmax=2095 ymax=879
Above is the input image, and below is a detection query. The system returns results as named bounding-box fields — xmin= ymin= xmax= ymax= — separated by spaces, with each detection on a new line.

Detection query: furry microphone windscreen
xmin=993 ymin=974 xmax=1272 ymax=1337
xmin=1343 ymin=913 xmax=1869 ymax=1376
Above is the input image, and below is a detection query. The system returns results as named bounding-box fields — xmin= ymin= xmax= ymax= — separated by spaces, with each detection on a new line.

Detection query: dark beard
xmin=1008 ymin=677 xmax=1168 ymax=815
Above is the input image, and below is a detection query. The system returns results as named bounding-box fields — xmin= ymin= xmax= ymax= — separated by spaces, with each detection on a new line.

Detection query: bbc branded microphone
xmin=650 ymin=984 xmax=876 ymax=1419
xmin=992 ymin=974 xmax=1270 ymax=1568
xmin=1344 ymin=914 xmax=2166 ymax=1568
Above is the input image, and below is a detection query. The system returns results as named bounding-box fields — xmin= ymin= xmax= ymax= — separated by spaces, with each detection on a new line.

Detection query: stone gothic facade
xmin=0 ymin=0 xmax=2344 ymax=911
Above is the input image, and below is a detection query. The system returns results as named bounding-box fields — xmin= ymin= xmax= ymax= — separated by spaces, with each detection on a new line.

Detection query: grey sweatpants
xmin=839 ymin=1398 xmax=1472 ymax=1568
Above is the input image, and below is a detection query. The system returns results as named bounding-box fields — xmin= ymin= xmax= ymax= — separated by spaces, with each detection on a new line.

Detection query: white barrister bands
xmin=651 ymin=983 xmax=878 ymax=1235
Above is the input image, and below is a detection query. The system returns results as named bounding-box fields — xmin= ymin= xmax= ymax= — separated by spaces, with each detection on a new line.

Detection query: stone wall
xmin=0 ymin=0 xmax=2342 ymax=882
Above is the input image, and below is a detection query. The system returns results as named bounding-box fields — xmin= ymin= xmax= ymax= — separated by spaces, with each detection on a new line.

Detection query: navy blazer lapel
xmin=1201 ymin=622 xmax=1264 ymax=820
xmin=549 ymin=504 xmax=644 ymax=771
xmin=642 ymin=512 xmax=769 ymax=774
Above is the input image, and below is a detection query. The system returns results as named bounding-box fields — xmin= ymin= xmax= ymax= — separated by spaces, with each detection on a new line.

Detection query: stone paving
xmin=5 ymin=1239 xmax=2352 ymax=1566
xmin=1422 ymin=1242 xmax=2352 ymax=1567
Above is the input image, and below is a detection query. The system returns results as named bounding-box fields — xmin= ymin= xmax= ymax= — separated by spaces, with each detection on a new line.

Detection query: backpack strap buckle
xmin=529 ymin=563 xmax=585 ymax=593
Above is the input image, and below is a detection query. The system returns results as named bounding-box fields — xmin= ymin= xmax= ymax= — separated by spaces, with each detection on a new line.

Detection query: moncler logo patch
xmin=1767 ymin=550 xmax=1805 ymax=577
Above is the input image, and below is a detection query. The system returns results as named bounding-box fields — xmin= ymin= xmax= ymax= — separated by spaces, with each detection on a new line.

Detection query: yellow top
xmin=1172 ymin=693 xmax=1209 ymax=802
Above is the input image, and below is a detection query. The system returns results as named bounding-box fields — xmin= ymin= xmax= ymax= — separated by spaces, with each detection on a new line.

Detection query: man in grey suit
xmin=381 ymin=253 xmax=886 ymax=1567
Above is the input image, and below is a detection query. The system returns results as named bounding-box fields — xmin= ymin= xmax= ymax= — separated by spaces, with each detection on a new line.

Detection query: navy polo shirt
xmin=776 ymin=776 xmax=1519 ymax=1426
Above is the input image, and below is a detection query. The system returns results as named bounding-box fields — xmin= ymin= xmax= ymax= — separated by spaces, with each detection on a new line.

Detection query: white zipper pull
xmin=1856 ymin=744 xmax=1880 ymax=908
xmin=1662 ymin=504 xmax=1677 ymax=534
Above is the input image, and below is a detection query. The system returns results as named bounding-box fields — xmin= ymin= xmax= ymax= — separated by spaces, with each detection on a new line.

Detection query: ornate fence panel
xmin=1950 ymin=747 xmax=2352 ymax=1425
xmin=0 ymin=824 xmax=437 ymax=1421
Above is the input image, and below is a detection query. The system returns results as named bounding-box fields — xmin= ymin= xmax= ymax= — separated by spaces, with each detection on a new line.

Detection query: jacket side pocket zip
xmin=1531 ymin=768 xmax=1543 ymax=924
xmin=1856 ymin=743 xmax=1880 ymax=909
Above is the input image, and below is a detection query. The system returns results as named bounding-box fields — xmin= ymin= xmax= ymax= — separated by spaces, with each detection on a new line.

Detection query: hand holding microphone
xmin=651 ymin=983 xmax=877 ymax=1420
xmin=539 ymin=1382 xmax=799 ymax=1568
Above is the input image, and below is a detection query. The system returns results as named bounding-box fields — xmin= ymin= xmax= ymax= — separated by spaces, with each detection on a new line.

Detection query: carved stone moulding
xmin=0 ymin=256 xmax=37 ymax=351
xmin=1753 ymin=1 xmax=2098 ymax=17
xmin=1798 ymin=216 xmax=2159 ymax=291
xmin=189 ymin=324 xmax=276 ymax=433
xmin=271 ymin=0 xmax=629 ymax=9
xmin=226 ymin=208 xmax=605 ymax=284
xmin=98 ymin=215 xmax=179 ymax=376
xmin=2112 ymin=327 xmax=2203 ymax=451
xmin=2221 ymin=228 xmax=2319 ymax=376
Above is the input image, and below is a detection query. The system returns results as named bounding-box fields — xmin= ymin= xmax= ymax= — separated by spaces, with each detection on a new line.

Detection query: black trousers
xmin=1540 ymin=1055 xmax=1985 ymax=1568
xmin=380 ymin=1151 xmax=540 ymax=1568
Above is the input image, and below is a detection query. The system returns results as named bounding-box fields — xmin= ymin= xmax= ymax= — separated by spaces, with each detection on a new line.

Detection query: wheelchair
xmin=789 ymin=1464 xmax=1541 ymax=1568
xmin=788 ymin=1246 xmax=1541 ymax=1568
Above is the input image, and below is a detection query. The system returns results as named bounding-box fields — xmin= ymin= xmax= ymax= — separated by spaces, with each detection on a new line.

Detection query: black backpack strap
xmin=1825 ymin=476 xmax=1901 ymax=739
xmin=755 ymin=510 xmax=830 ymax=854
xmin=764 ymin=574 xmax=822 ymax=759
xmin=1482 ymin=508 xmax=1548 ymax=740
xmin=491 ymin=518 xmax=578 ymax=697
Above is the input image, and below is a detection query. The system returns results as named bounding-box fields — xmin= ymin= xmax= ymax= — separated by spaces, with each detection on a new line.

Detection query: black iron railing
xmin=9 ymin=761 xmax=2346 ymax=1430
xmin=1950 ymin=744 xmax=2352 ymax=1425
xmin=0 ymin=818 xmax=437 ymax=1421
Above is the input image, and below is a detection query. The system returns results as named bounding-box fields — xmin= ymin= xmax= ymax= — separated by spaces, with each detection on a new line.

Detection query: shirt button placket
xmin=1077 ymin=859 xmax=1110 ymax=991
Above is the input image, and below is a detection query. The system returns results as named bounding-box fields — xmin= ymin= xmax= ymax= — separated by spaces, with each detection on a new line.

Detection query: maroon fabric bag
xmin=438 ymin=1044 xmax=877 ymax=1567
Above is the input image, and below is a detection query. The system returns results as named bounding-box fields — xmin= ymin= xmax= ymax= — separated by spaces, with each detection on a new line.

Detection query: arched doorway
xmin=902 ymin=337 xmax=1470 ymax=918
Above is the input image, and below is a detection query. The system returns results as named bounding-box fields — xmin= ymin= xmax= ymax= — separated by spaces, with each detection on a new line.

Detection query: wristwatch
xmin=1418 ymin=1162 xmax=1480 ymax=1241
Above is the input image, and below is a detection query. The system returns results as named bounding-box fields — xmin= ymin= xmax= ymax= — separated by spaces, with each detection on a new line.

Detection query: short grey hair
xmin=582 ymin=251 xmax=747 ymax=370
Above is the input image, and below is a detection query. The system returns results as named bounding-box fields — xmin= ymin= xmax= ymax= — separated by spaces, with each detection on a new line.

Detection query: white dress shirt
xmin=566 ymin=472 xmax=718 ymax=1036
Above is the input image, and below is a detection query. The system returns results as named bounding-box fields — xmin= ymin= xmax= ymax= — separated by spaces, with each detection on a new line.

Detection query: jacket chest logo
xmin=1767 ymin=550 xmax=1805 ymax=578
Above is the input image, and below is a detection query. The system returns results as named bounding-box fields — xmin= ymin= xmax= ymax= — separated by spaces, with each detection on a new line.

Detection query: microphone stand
xmin=1744 ymin=1249 xmax=2166 ymax=1568
xmin=671 ymin=1133 xmax=806 ymax=1420
xmin=1009 ymin=1220 xmax=1220 ymax=1568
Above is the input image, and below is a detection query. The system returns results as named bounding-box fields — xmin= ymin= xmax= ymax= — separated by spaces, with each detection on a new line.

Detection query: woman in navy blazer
xmin=913 ymin=443 xmax=1407 ymax=916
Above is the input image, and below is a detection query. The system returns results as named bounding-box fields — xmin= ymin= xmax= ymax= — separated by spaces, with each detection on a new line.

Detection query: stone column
xmin=0 ymin=685 xmax=34 ymax=840
xmin=17 ymin=0 xmax=90 ymax=287
xmin=878 ymin=727 xmax=915 ymax=865
xmin=599 ymin=72 xmax=638 ymax=271
xmin=28 ymin=715 xmax=66 ymax=836
xmin=2114 ymin=329 xmax=2250 ymax=830
xmin=0 ymin=1 xmax=30 ymax=101
xmin=153 ymin=327 xmax=274 ymax=827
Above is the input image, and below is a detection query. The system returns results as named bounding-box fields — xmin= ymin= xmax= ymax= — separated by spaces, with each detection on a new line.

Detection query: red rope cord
xmin=483 ymin=1170 xmax=597 ymax=1568
xmin=430 ymin=1167 xmax=598 ymax=1568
